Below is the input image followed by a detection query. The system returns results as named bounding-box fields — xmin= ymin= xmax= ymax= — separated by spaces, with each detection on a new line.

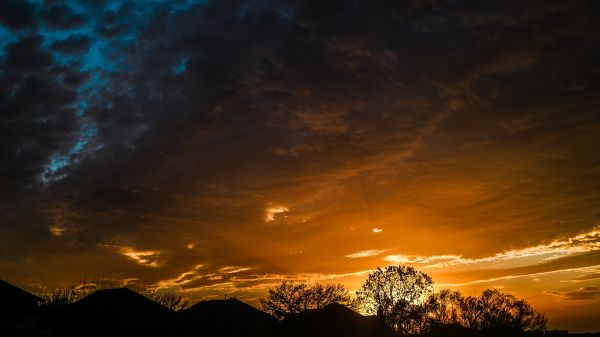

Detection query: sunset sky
xmin=1 ymin=0 xmax=599 ymax=332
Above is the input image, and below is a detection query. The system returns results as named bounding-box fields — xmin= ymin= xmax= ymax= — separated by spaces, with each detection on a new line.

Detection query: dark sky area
xmin=1 ymin=0 xmax=599 ymax=331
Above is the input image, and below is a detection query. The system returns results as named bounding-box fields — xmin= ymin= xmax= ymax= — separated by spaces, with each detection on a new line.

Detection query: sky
xmin=1 ymin=0 xmax=599 ymax=332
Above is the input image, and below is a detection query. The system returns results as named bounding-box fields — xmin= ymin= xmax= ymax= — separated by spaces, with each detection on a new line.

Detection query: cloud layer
xmin=1 ymin=0 xmax=599 ymax=332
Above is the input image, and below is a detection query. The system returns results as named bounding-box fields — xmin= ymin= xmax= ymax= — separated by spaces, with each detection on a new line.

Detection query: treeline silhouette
xmin=0 ymin=265 xmax=587 ymax=337
xmin=259 ymin=266 xmax=546 ymax=337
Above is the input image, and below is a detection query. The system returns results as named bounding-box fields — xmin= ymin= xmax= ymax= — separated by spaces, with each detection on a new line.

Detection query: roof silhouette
xmin=0 ymin=279 xmax=42 ymax=308
xmin=280 ymin=302 xmax=395 ymax=337
xmin=69 ymin=288 xmax=174 ymax=337
xmin=178 ymin=298 xmax=277 ymax=337
xmin=73 ymin=287 xmax=171 ymax=313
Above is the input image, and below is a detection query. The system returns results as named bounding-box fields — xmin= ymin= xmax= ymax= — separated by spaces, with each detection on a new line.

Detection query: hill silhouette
xmin=279 ymin=302 xmax=395 ymax=337
xmin=177 ymin=297 xmax=277 ymax=337
xmin=68 ymin=288 xmax=175 ymax=337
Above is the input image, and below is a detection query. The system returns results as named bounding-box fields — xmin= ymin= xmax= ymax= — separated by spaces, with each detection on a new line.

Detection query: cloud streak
xmin=384 ymin=226 xmax=600 ymax=269
xmin=547 ymin=287 xmax=600 ymax=301
xmin=117 ymin=247 xmax=162 ymax=267
xmin=346 ymin=250 xmax=387 ymax=259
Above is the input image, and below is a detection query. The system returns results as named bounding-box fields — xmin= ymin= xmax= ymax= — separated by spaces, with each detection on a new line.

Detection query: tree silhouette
xmin=148 ymin=289 xmax=190 ymax=311
xmin=260 ymin=281 xmax=352 ymax=320
xmin=457 ymin=293 xmax=483 ymax=330
xmin=39 ymin=286 xmax=85 ymax=307
xmin=355 ymin=265 xmax=433 ymax=334
xmin=462 ymin=289 xmax=547 ymax=335
xmin=423 ymin=288 xmax=547 ymax=336
xmin=355 ymin=266 xmax=547 ymax=335
xmin=425 ymin=289 xmax=464 ymax=327
xmin=2 ymin=274 xmax=551 ymax=337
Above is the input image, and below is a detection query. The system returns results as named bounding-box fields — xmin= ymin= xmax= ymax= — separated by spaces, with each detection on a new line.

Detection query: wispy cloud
xmin=384 ymin=226 xmax=600 ymax=269
xmin=161 ymin=268 xmax=373 ymax=294
xmin=547 ymin=287 xmax=600 ymax=301
xmin=219 ymin=266 xmax=252 ymax=274
xmin=49 ymin=225 xmax=66 ymax=237
xmin=346 ymin=249 xmax=387 ymax=258
xmin=157 ymin=264 xmax=204 ymax=287
xmin=564 ymin=272 xmax=600 ymax=282
xmin=158 ymin=265 xmax=253 ymax=289
xmin=385 ymin=254 xmax=459 ymax=264
xmin=118 ymin=247 xmax=162 ymax=267
xmin=290 ymin=109 xmax=349 ymax=136
xmin=437 ymin=265 xmax=600 ymax=288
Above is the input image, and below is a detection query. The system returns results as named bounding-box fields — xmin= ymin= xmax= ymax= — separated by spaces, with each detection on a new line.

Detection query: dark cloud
xmin=0 ymin=0 xmax=36 ymax=31
xmin=6 ymin=0 xmax=599 ymax=259
xmin=0 ymin=31 xmax=82 ymax=272
xmin=50 ymin=35 xmax=90 ymax=54
xmin=3 ymin=36 xmax=53 ymax=73
xmin=41 ymin=4 xmax=88 ymax=29
xmin=99 ymin=25 xmax=125 ymax=39
xmin=0 ymin=36 xmax=78 ymax=165
xmin=96 ymin=3 xmax=135 ymax=39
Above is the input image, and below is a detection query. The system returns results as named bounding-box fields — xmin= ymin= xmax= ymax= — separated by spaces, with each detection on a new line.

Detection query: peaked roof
xmin=280 ymin=302 xmax=394 ymax=337
xmin=184 ymin=297 xmax=273 ymax=318
xmin=178 ymin=298 xmax=276 ymax=337
xmin=72 ymin=287 xmax=173 ymax=316
xmin=0 ymin=279 xmax=42 ymax=308
xmin=68 ymin=288 xmax=174 ymax=336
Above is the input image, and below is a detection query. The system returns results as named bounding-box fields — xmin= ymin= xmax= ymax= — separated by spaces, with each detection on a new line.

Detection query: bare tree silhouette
xmin=355 ymin=266 xmax=547 ymax=336
xmin=458 ymin=289 xmax=547 ymax=335
xmin=426 ymin=289 xmax=464 ymax=328
xmin=260 ymin=281 xmax=352 ymax=320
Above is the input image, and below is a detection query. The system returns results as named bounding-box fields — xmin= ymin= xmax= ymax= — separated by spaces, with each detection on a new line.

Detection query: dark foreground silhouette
xmin=0 ymin=280 xmax=596 ymax=337
xmin=177 ymin=297 xmax=277 ymax=337
xmin=1 ymin=281 xmax=394 ymax=337
xmin=280 ymin=302 xmax=394 ymax=337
